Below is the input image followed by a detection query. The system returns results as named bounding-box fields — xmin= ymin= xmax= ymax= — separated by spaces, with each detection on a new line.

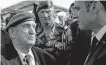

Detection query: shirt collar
xmin=14 ymin=46 xmax=34 ymax=64
xmin=96 ymin=25 xmax=106 ymax=41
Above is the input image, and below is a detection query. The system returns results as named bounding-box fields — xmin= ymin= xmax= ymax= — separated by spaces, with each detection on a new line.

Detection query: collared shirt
xmin=14 ymin=47 xmax=35 ymax=65
xmin=96 ymin=25 xmax=106 ymax=41
xmin=84 ymin=25 xmax=106 ymax=65
xmin=90 ymin=31 xmax=95 ymax=45
xmin=91 ymin=25 xmax=106 ymax=45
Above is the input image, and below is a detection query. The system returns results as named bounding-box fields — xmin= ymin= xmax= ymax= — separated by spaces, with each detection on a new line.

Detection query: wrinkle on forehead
xmin=38 ymin=8 xmax=53 ymax=12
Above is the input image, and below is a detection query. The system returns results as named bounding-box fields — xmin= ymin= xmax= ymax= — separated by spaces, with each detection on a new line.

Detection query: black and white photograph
xmin=0 ymin=0 xmax=106 ymax=65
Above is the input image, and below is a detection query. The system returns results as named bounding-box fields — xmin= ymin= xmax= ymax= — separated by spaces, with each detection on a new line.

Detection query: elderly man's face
xmin=14 ymin=21 xmax=36 ymax=45
xmin=38 ymin=8 xmax=54 ymax=27
xmin=74 ymin=1 xmax=98 ymax=30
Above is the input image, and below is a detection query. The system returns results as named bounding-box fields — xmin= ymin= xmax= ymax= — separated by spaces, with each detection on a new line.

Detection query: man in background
xmin=34 ymin=1 xmax=72 ymax=65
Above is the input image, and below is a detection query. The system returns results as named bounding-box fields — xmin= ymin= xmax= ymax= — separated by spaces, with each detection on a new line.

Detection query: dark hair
xmin=100 ymin=1 xmax=106 ymax=10
xmin=85 ymin=1 xmax=93 ymax=12
xmin=69 ymin=3 xmax=74 ymax=14
xmin=85 ymin=1 xmax=106 ymax=12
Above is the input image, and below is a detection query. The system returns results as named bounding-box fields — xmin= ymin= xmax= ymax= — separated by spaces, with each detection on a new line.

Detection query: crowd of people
xmin=1 ymin=0 xmax=106 ymax=65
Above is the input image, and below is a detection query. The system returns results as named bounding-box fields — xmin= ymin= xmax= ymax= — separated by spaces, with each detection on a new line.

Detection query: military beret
xmin=6 ymin=12 xmax=35 ymax=32
xmin=36 ymin=1 xmax=53 ymax=12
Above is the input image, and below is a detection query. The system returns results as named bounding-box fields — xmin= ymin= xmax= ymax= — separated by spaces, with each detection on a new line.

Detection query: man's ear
xmin=90 ymin=1 xmax=100 ymax=14
xmin=8 ymin=27 xmax=16 ymax=39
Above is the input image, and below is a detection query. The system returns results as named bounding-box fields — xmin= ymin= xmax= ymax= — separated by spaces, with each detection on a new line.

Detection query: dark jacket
xmin=70 ymin=21 xmax=92 ymax=65
xmin=1 ymin=44 xmax=56 ymax=65
xmin=84 ymin=33 xmax=106 ymax=65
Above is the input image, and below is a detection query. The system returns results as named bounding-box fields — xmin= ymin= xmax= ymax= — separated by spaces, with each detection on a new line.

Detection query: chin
xmin=27 ymin=40 xmax=35 ymax=45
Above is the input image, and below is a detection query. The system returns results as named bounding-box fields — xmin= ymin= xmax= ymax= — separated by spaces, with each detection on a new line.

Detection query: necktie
xmin=92 ymin=36 xmax=98 ymax=45
xmin=91 ymin=36 xmax=98 ymax=55
xmin=84 ymin=36 xmax=98 ymax=65
xmin=23 ymin=54 xmax=33 ymax=65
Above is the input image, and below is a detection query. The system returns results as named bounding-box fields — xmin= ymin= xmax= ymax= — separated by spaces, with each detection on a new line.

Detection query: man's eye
xmin=40 ymin=11 xmax=44 ymax=13
xmin=23 ymin=24 xmax=29 ymax=28
xmin=46 ymin=11 xmax=51 ymax=13
xmin=33 ymin=25 xmax=36 ymax=28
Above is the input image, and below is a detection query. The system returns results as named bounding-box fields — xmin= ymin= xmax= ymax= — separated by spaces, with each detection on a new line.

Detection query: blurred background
xmin=0 ymin=0 xmax=74 ymax=23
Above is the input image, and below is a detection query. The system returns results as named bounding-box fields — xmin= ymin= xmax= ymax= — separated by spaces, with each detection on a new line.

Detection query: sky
xmin=0 ymin=0 xmax=74 ymax=10
xmin=53 ymin=0 xmax=74 ymax=9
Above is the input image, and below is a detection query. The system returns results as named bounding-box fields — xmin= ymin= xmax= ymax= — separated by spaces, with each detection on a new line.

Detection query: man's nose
xmin=29 ymin=26 xmax=35 ymax=35
xmin=43 ymin=12 xmax=48 ymax=18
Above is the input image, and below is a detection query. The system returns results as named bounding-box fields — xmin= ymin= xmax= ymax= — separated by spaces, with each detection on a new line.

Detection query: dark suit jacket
xmin=1 ymin=44 xmax=56 ymax=65
xmin=85 ymin=33 xmax=106 ymax=65
xmin=69 ymin=21 xmax=92 ymax=65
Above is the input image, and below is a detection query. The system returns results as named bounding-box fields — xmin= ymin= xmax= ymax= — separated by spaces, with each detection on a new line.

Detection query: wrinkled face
xmin=38 ymin=8 xmax=54 ymax=27
xmin=14 ymin=21 xmax=36 ymax=45
xmin=74 ymin=1 xmax=97 ymax=30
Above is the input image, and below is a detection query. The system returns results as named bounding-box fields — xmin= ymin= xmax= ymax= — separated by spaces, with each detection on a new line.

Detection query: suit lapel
xmin=85 ymin=33 xmax=106 ymax=65
xmin=87 ymin=33 xmax=106 ymax=65
xmin=88 ymin=43 xmax=105 ymax=65
xmin=31 ymin=47 xmax=41 ymax=65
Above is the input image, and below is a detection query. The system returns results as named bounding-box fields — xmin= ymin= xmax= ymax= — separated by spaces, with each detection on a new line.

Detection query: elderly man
xmin=34 ymin=1 xmax=72 ymax=65
xmin=74 ymin=0 xmax=106 ymax=65
xmin=1 ymin=12 xmax=55 ymax=65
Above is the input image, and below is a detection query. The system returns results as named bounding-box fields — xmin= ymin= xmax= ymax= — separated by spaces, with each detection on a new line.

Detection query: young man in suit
xmin=69 ymin=3 xmax=91 ymax=65
xmin=1 ymin=12 xmax=55 ymax=65
xmin=74 ymin=0 xmax=106 ymax=65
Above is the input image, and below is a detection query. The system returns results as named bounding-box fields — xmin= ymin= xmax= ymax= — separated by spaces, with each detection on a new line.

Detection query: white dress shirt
xmin=96 ymin=25 xmax=106 ymax=41
xmin=91 ymin=25 xmax=106 ymax=45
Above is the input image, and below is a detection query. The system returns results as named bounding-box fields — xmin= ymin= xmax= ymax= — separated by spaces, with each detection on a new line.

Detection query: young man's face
xmin=74 ymin=1 xmax=97 ymax=30
xmin=38 ymin=8 xmax=54 ymax=27
xmin=13 ymin=20 xmax=36 ymax=46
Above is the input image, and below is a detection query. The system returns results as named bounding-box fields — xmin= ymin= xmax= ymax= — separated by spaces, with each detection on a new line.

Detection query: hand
xmin=45 ymin=40 xmax=57 ymax=47
xmin=55 ymin=42 xmax=66 ymax=50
